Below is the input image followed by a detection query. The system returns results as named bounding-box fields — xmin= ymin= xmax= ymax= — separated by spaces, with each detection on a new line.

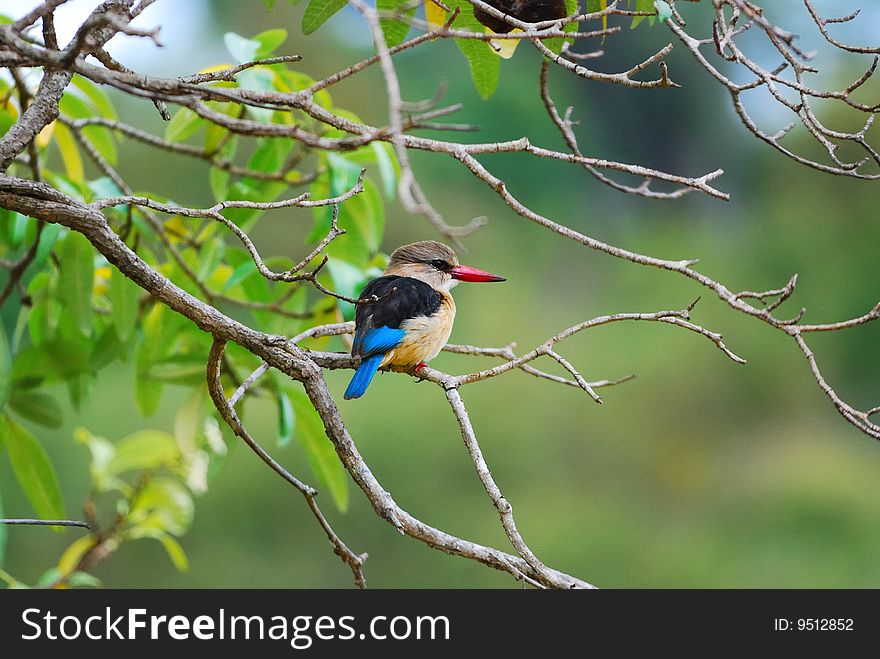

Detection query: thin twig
xmin=1 ymin=518 xmax=90 ymax=529
xmin=207 ymin=338 xmax=368 ymax=588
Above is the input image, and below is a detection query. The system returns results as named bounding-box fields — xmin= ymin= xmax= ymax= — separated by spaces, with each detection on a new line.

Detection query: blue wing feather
xmin=358 ymin=326 xmax=406 ymax=356
xmin=344 ymin=354 xmax=384 ymax=400
xmin=344 ymin=326 xmax=406 ymax=400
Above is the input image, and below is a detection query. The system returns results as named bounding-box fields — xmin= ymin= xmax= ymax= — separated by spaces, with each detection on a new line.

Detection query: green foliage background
xmin=1 ymin=0 xmax=879 ymax=587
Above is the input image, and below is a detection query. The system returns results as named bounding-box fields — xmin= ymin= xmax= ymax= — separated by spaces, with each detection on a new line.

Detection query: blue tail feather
xmin=344 ymin=353 xmax=384 ymax=400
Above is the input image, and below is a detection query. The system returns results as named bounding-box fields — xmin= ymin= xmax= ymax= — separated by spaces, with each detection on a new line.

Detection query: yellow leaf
xmin=94 ymin=266 xmax=112 ymax=297
xmin=206 ymin=263 xmax=233 ymax=290
xmin=272 ymin=70 xmax=292 ymax=93
xmin=199 ymin=63 xmax=234 ymax=74
xmin=164 ymin=216 xmax=189 ymax=243
xmin=490 ymin=28 xmax=522 ymax=59
xmin=1 ymin=95 xmax=18 ymax=116
xmin=36 ymin=122 xmax=54 ymax=149
xmin=53 ymin=122 xmax=84 ymax=183
xmin=425 ymin=0 xmax=447 ymax=29
xmin=58 ymin=535 xmax=96 ymax=576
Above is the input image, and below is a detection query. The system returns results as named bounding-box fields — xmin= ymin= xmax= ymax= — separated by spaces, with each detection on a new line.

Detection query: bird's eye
xmin=430 ymin=259 xmax=449 ymax=271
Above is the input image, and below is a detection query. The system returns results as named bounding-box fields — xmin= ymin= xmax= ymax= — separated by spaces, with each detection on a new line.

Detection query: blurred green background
xmin=2 ymin=0 xmax=879 ymax=587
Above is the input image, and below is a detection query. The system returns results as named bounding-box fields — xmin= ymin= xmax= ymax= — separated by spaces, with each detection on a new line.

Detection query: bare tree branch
xmin=1 ymin=0 xmax=877 ymax=589
xmin=0 ymin=174 xmax=594 ymax=588
xmin=206 ymin=337 xmax=368 ymax=588
xmin=0 ymin=518 xmax=90 ymax=529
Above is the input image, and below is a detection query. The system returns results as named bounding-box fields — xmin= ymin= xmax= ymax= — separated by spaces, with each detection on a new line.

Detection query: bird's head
xmin=385 ymin=240 xmax=506 ymax=291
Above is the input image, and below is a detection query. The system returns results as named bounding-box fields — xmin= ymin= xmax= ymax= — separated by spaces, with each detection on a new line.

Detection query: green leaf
xmin=71 ymin=75 xmax=117 ymax=120
xmin=138 ymin=304 xmax=171 ymax=366
xmin=9 ymin=390 xmax=62 ymax=429
xmin=0 ymin=488 xmax=6 ymax=566
xmin=254 ymin=29 xmax=288 ymax=57
xmin=58 ymin=535 xmax=96 ymax=575
xmin=586 ymin=0 xmax=608 ymax=32
xmin=26 ymin=287 xmax=55 ymax=347
xmin=321 ymin=155 xmax=378 ymax=258
xmin=239 ymin=70 xmax=276 ymax=122
xmin=222 ymin=259 xmax=258 ymax=292
xmin=224 ymin=32 xmax=260 ymax=64
xmin=631 ymin=0 xmax=655 ymax=28
xmin=371 ymin=142 xmax=399 ymax=198
xmin=74 ymin=427 xmax=116 ymax=491
xmin=36 ymin=567 xmax=63 ymax=587
xmin=91 ymin=325 xmax=123 ymax=370
xmin=248 ymin=137 xmax=290 ymax=174
xmin=26 ymin=290 xmax=53 ymax=348
xmin=164 ymin=108 xmax=201 ymax=143
xmin=1 ymin=210 xmax=29 ymax=248
xmin=82 ymin=125 xmax=117 ymax=165
xmin=356 ymin=178 xmax=384 ymax=253
xmin=0 ymin=321 xmax=10 ymax=409
xmin=58 ymin=231 xmax=94 ymax=337
xmin=302 ymin=0 xmax=348 ymax=34
xmin=12 ymin=339 xmax=91 ymax=387
xmin=277 ymin=390 xmax=295 ymax=448
xmin=263 ymin=0 xmax=277 ymax=10
xmin=67 ymin=373 xmax=96 ymax=411
xmin=126 ymin=526 xmax=190 ymax=572
xmin=203 ymin=123 xmax=227 ymax=154
xmin=3 ymin=416 xmax=65 ymax=520
xmin=129 ymin=477 xmax=194 ymax=536
xmin=174 ymin=387 xmax=205 ymax=450
xmin=52 ymin=122 xmax=84 ymax=183
xmin=326 ymin=258 xmax=368 ymax=322
xmin=224 ymin=248 xmax=272 ymax=306
xmin=86 ymin=176 xmax=122 ymax=203
xmin=378 ymin=0 xmax=416 ymax=47
xmin=322 ymin=175 xmax=384 ymax=268
xmin=196 ymin=235 xmax=226 ymax=283
xmin=58 ymin=91 xmax=95 ymax=119
xmin=157 ymin=533 xmax=189 ymax=572
xmin=654 ymin=0 xmax=672 ymax=22
xmin=288 ymin=388 xmax=348 ymax=511
xmin=135 ymin=304 xmax=171 ymax=416
xmin=209 ymin=167 xmax=230 ymax=202
xmin=0 ymin=110 xmax=14 ymax=139
xmin=544 ymin=0 xmax=580 ymax=54
xmin=106 ymin=429 xmax=180 ymax=478
xmin=149 ymin=357 xmax=206 ymax=386
xmin=109 ymin=270 xmax=140 ymax=342
xmin=457 ymin=38 xmax=500 ymax=100
xmin=443 ymin=0 xmax=500 ymax=98
xmin=67 ymin=571 xmax=102 ymax=588
xmin=34 ymin=222 xmax=62 ymax=271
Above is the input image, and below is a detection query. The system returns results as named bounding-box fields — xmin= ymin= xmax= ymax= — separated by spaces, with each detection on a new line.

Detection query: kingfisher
xmin=427 ymin=0 xmax=568 ymax=59
xmin=344 ymin=241 xmax=505 ymax=400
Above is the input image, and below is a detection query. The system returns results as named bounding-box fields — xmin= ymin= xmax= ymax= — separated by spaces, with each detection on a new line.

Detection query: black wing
xmin=352 ymin=276 xmax=442 ymax=356
xmin=474 ymin=0 xmax=566 ymax=33
xmin=515 ymin=0 xmax=566 ymax=24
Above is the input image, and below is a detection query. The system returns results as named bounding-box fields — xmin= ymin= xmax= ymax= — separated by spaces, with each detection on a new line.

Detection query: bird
xmin=473 ymin=0 xmax=568 ymax=34
xmin=344 ymin=241 xmax=505 ymax=400
xmin=425 ymin=0 xmax=569 ymax=59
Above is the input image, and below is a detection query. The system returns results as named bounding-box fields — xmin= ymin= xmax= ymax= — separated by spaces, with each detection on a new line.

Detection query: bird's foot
xmin=413 ymin=362 xmax=429 ymax=382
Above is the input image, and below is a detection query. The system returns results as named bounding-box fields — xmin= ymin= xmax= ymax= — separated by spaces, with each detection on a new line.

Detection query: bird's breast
xmin=382 ymin=292 xmax=455 ymax=367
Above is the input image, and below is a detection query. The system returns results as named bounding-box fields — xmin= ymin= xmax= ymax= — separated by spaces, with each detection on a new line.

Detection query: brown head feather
xmin=386 ymin=241 xmax=459 ymax=271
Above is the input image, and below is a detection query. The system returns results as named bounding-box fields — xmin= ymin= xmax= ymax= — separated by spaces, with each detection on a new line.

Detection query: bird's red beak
xmin=449 ymin=265 xmax=506 ymax=283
